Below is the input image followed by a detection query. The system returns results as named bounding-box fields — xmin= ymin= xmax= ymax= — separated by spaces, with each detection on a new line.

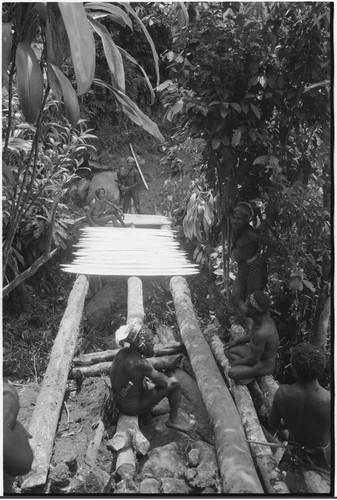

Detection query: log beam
xmin=69 ymin=354 xmax=183 ymax=379
xmin=170 ymin=276 xmax=263 ymax=494
xmin=21 ymin=275 xmax=89 ymax=490
xmin=73 ymin=343 xmax=184 ymax=366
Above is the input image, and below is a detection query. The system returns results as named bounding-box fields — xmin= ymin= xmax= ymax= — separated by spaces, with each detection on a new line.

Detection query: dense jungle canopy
xmin=2 ymin=2 xmax=331 ymax=370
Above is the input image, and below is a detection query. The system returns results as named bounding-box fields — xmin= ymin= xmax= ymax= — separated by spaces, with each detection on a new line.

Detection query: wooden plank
xmin=21 ymin=275 xmax=89 ymax=490
xmin=169 ymin=276 xmax=263 ymax=494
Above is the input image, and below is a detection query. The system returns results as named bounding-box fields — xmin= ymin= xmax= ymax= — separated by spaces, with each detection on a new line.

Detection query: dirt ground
xmin=4 ymin=129 xmax=224 ymax=494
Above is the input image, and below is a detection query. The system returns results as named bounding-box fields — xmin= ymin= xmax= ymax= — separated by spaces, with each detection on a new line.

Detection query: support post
xmin=170 ymin=276 xmax=263 ymax=494
xmin=21 ymin=275 xmax=89 ymax=490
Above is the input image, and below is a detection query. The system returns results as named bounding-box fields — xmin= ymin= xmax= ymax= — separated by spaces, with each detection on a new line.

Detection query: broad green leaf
xmin=7 ymin=137 xmax=33 ymax=152
xmin=253 ymin=155 xmax=269 ymax=165
xmin=88 ymin=16 xmax=125 ymax=92
xmin=15 ymin=42 xmax=43 ymax=124
xmin=46 ymin=3 xmax=70 ymax=68
xmin=121 ymin=3 xmax=160 ymax=86
xmin=117 ymin=46 xmax=155 ymax=104
xmin=84 ymin=3 xmax=133 ymax=30
xmin=58 ymin=2 xmax=95 ymax=95
xmin=231 ymin=129 xmax=242 ymax=147
xmin=250 ymin=103 xmax=261 ymax=119
xmin=230 ymin=102 xmax=241 ymax=113
xmin=94 ymin=78 xmax=164 ymax=143
xmin=166 ymin=99 xmax=184 ymax=122
xmin=212 ymin=138 xmax=221 ymax=150
xmin=2 ymin=22 xmax=13 ymax=77
xmin=176 ymin=2 xmax=189 ymax=29
xmin=48 ymin=63 xmax=80 ymax=126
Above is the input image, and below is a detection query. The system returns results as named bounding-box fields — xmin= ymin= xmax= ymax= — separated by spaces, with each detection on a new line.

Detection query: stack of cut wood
xmin=61 ymin=227 xmax=199 ymax=276
xmin=123 ymin=213 xmax=172 ymax=227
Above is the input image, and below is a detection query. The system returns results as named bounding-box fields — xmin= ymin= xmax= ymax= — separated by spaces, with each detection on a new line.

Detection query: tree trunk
xmin=169 ymin=276 xmax=263 ymax=494
xmin=311 ymin=292 xmax=330 ymax=350
xmin=21 ymin=275 xmax=89 ymax=490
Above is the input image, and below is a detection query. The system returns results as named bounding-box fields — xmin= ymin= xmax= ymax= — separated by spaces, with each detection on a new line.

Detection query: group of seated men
xmin=224 ymin=201 xmax=331 ymax=475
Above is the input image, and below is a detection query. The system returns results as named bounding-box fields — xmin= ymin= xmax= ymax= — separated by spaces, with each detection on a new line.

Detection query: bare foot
xmin=165 ymin=417 xmax=191 ymax=433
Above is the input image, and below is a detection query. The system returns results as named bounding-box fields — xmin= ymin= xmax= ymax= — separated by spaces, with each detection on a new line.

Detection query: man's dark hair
xmin=291 ymin=342 xmax=326 ymax=382
xmin=249 ymin=291 xmax=270 ymax=313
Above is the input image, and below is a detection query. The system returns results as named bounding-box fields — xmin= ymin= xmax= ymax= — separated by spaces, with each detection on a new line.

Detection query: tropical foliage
xmin=2 ymin=2 xmax=165 ymax=295
xmin=158 ymin=2 xmax=331 ymax=347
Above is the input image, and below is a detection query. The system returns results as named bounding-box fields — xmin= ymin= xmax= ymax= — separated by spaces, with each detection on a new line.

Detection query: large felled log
xmin=170 ymin=276 xmax=263 ymax=494
xmin=73 ymin=343 xmax=183 ymax=366
xmin=21 ymin=275 xmax=89 ymax=490
xmin=207 ymin=333 xmax=289 ymax=494
xmin=69 ymin=354 xmax=183 ymax=379
xmin=127 ymin=276 xmax=144 ymax=327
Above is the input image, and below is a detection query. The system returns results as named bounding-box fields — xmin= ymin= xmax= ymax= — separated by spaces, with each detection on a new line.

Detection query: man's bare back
xmin=270 ymin=381 xmax=330 ymax=448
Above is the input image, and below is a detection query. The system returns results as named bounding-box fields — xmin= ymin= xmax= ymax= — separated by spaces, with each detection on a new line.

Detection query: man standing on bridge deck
xmin=225 ymin=291 xmax=279 ymax=385
xmin=117 ymin=157 xmax=142 ymax=214
xmin=110 ymin=322 xmax=190 ymax=432
xmin=268 ymin=342 xmax=331 ymax=474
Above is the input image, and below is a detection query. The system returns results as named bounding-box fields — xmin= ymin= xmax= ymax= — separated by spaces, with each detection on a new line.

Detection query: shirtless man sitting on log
xmin=268 ymin=342 xmax=330 ymax=474
xmin=86 ymin=187 xmax=131 ymax=227
xmin=225 ymin=291 xmax=279 ymax=385
xmin=231 ymin=202 xmax=278 ymax=323
xmin=110 ymin=322 xmax=190 ymax=432
xmin=3 ymin=382 xmax=33 ymax=493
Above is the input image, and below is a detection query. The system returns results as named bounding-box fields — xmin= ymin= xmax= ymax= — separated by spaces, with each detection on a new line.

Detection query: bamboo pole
xmin=169 ymin=276 xmax=263 ymax=494
xmin=21 ymin=275 xmax=89 ymax=490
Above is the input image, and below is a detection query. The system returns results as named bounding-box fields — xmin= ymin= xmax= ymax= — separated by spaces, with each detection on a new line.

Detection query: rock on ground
xmin=86 ymin=172 xmax=120 ymax=205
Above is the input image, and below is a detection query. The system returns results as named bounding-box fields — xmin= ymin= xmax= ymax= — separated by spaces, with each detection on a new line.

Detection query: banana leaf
xmin=58 ymin=2 xmax=95 ymax=96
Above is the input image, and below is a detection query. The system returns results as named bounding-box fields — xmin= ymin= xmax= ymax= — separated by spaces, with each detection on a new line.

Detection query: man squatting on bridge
xmin=86 ymin=186 xmax=131 ymax=227
xmin=117 ymin=157 xmax=142 ymax=214
xmin=268 ymin=342 xmax=331 ymax=474
xmin=225 ymin=291 xmax=279 ymax=385
xmin=110 ymin=322 xmax=190 ymax=432
xmin=230 ymin=202 xmax=279 ymax=324
xmin=3 ymin=382 xmax=33 ymax=494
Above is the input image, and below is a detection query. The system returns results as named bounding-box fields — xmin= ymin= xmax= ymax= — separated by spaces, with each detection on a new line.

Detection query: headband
xmin=248 ymin=293 xmax=266 ymax=312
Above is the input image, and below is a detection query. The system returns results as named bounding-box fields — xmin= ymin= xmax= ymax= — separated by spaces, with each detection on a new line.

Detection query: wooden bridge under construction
xmin=20 ymin=215 xmax=330 ymax=495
